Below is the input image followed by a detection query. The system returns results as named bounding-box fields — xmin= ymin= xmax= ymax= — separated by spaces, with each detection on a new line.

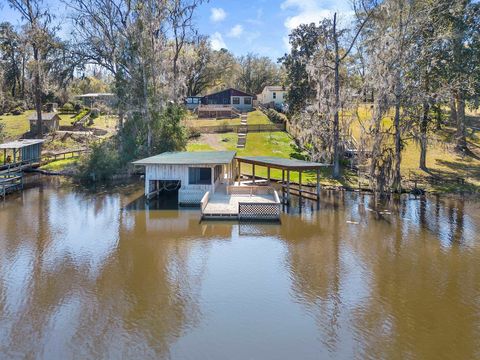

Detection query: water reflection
xmin=0 ymin=177 xmax=479 ymax=359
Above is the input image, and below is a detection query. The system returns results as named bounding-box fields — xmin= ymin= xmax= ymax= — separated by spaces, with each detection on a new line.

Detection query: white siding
xmin=144 ymin=163 xmax=230 ymax=205
xmin=260 ymin=89 xmax=286 ymax=105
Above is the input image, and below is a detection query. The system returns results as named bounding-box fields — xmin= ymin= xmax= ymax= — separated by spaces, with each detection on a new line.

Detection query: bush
xmin=265 ymin=109 xmax=286 ymax=124
xmin=77 ymin=141 xmax=121 ymax=182
xmin=188 ymin=127 xmax=201 ymax=139
xmin=72 ymin=109 xmax=90 ymax=124
xmin=11 ymin=107 xmax=24 ymax=115
xmin=60 ymin=102 xmax=74 ymax=113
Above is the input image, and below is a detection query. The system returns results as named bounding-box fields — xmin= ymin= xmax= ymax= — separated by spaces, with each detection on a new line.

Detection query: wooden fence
xmin=41 ymin=148 xmax=89 ymax=164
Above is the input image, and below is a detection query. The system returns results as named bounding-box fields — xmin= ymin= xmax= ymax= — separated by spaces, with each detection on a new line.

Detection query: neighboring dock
xmin=0 ymin=172 xmax=23 ymax=199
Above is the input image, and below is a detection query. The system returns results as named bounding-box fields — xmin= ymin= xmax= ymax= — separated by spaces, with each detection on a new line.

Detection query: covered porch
xmin=235 ymin=156 xmax=330 ymax=204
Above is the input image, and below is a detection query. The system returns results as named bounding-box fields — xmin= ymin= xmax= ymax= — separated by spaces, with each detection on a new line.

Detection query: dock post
xmin=299 ymin=171 xmax=302 ymax=199
xmin=287 ymin=170 xmax=290 ymax=204
xmin=238 ymin=161 xmax=241 ymax=183
xmin=267 ymin=167 xmax=270 ymax=184
xmin=252 ymin=164 xmax=255 ymax=184
xmin=316 ymin=168 xmax=320 ymax=209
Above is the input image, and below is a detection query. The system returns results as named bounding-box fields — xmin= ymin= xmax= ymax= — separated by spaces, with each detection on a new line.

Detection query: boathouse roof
xmin=133 ymin=151 xmax=237 ymax=166
xmin=0 ymin=139 xmax=45 ymax=150
xmin=236 ymin=156 xmax=330 ymax=170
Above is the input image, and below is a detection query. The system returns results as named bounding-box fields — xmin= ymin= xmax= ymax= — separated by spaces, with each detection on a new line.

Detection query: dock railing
xmin=200 ymin=191 xmax=210 ymax=215
xmin=237 ymin=187 xmax=281 ymax=221
xmin=227 ymin=185 xmax=274 ymax=197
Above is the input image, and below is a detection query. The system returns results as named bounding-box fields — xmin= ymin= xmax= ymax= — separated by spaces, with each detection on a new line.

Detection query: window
xmin=232 ymin=97 xmax=240 ymax=105
xmin=223 ymin=98 xmax=229 ymax=104
xmin=189 ymin=167 xmax=212 ymax=185
xmin=244 ymin=97 xmax=252 ymax=105
xmin=273 ymin=92 xmax=276 ymax=99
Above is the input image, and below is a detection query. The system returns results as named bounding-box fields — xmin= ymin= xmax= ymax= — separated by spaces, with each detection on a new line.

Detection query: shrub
xmin=77 ymin=140 xmax=121 ymax=182
xmin=188 ymin=127 xmax=201 ymax=139
xmin=60 ymin=102 xmax=74 ymax=113
xmin=72 ymin=109 xmax=90 ymax=124
xmin=265 ymin=109 xmax=286 ymax=124
xmin=11 ymin=107 xmax=24 ymax=115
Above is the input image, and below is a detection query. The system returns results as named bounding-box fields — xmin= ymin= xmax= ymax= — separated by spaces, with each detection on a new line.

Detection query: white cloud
xmin=210 ymin=32 xmax=227 ymax=50
xmin=227 ymin=24 xmax=244 ymax=38
xmin=281 ymin=0 xmax=334 ymax=31
xmin=210 ymin=7 xmax=227 ymax=22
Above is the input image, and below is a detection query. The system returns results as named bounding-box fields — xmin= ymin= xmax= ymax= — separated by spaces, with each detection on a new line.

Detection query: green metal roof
xmin=133 ymin=151 xmax=237 ymax=166
xmin=236 ymin=156 xmax=330 ymax=170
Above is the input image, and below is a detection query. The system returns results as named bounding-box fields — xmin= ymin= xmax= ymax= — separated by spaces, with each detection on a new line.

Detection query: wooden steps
xmin=237 ymin=114 xmax=248 ymax=148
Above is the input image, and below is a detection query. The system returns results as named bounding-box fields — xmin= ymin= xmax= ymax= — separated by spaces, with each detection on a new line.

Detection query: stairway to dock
xmin=237 ymin=114 xmax=248 ymax=148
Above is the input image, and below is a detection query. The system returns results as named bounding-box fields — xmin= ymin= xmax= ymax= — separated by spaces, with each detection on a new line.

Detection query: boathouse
xmin=1 ymin=139 xmax=44 ymax=166
xmin=133 ymin=151 xmax=237 ymax=205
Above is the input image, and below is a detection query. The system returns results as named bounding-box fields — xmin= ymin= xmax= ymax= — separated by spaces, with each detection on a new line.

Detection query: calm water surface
xmin=1 ymin=177 xmax=480 ymax=359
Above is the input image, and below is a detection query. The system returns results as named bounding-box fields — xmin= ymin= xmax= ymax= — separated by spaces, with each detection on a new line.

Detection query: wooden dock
xmin=0 ymin=173 xmax=23 ymax=199
xmin=200 ymin=185 xmax=281 ymax=221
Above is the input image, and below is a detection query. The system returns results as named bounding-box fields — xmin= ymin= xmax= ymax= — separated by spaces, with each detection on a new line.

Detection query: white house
xmin=257 ymin=86 xmax=287 ymax=108
xmin=132 ymin=151 xmax=237 ymax=205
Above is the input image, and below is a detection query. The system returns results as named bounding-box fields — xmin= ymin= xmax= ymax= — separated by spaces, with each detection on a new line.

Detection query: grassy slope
xmin=0 ymin=111 xmax=33 ymax=139
xmin=40 ymin=158 xmax=79 ymax=172
xmin=185 ymin=110 xmax=272 ymax=127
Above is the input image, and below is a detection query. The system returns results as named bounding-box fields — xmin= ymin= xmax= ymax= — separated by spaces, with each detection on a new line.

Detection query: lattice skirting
xmin=238 ymin=203 xmax=281 ymax=220
xmin=179 ymin=190 xmax=206 ymax=205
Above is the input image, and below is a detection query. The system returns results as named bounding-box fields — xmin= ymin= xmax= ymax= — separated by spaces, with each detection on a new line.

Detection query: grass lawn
xmin=58 ymin=113 xmax=76 ymax=127
xmin=185 ymin=110 xmax=272 ymax=127
xmin=40 ymin=158 xmax=79 ymax=172
xmin=89 ymin=115 xmax=118 ymax=132
xmin=0 ymin=110 xmax=33 ymax=139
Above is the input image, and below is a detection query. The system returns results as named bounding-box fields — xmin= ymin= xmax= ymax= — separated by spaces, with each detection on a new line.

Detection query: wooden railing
xmin=200 ymin=191 xmax=210 ymax=214
xmin=41 ymin=148 xmax=89 ymax=164
xmin=238 ymin=189 xmax=281 ymax=221
xmin=227 ymin=185 xmax=275 ymax=196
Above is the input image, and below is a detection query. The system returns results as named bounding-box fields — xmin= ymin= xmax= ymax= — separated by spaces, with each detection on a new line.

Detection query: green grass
xmin=40 ymin=158 xmax=78 ymax=172
xmin=185 ymin=109 xmax=272 ymax=127
xmin=58 ymin=113 xmax=76 ymax=127
xmin=88 ymin=115 xmax=118 ymax=131
xmin=0 ymin=110 xmax=33 ymax=139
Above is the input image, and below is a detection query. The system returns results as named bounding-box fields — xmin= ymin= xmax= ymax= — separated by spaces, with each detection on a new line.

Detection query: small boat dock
xmin=0 ymin=172 xmax=23 ymax=199
xmin=200 ymin=185 xmax=281 ymax=221
xmin=0 ymin=139 xmax=44 ymax=199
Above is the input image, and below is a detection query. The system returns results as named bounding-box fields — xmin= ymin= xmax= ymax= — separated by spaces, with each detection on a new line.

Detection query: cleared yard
xmin=0 ymin=111 xmax=33 ymax=139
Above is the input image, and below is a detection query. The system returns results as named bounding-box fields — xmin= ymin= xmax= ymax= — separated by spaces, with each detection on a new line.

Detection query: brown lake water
xmin=1 ymin=176 xmax=480 ymax=359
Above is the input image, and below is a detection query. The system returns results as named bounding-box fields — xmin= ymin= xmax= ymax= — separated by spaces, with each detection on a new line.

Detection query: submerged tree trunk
xmin=455 ymin=91 xmax=467 ymax=152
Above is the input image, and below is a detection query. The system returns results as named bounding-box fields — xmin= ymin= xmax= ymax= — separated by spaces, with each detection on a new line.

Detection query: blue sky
xmin=0 ymin=0 xmax=352 ymax=61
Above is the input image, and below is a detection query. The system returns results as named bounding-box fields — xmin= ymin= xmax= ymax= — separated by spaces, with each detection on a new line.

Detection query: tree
xmin=8 ymin=0 xmax=58 ymax=137
xmin=363 ymin=0 xmax=422 ymax=193
xmin=283 ymin=3 xmax=374 ymax=178
xmin=167 ymin=0 xmax=205 ymax=102
xmin=280 ymin=23 xmax=320 ymax=113
xmin=235 ymin=53 xmax=281 ymax=95
xmin=439 ymin=0 xmax=480 ymax=153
